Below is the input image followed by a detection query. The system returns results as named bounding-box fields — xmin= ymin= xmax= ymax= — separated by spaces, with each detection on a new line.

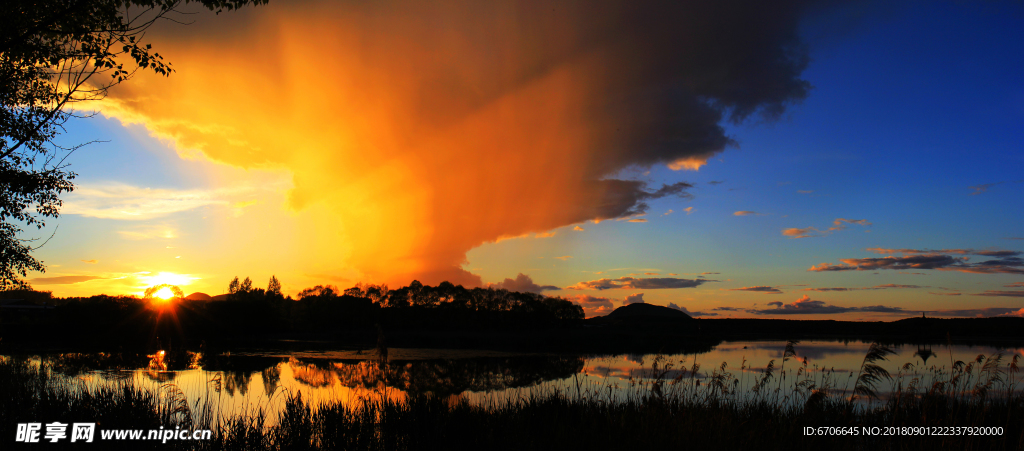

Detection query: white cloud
xmin=62 ymin=181 xmax=287 ymax=220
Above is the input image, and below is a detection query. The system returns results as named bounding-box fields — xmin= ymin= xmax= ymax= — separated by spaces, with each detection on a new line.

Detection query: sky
xmin=23 ymin=0 xmax=1024 ymax=320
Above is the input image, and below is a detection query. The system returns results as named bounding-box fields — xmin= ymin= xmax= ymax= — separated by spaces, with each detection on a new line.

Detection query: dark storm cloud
xmin=747 ymin=295 xmax=904 ymax=315
xmin=973 ymin=290 xmax=1024 ymax=297
xmin=968 ymin=180 xmax=1022 ymax=196
xmin=808 ymin=251 xmax=1024 ymax=274
xmin=568 ymin=277 xmax=713 ymax=290
xmin=802 ymin=287 xmax=858 ymax=291
xmin=574 ymin=181 xmax=695 ymax=220
xmin=801 ymin=284 xmax=921 ymax=291
xmin=969 ymin=183 xmax=1002 ymax=195
xmin=927 ymin=308 xmax=1021 ymax=318
xmin=866 ymin=248 xmax=1021 ymax=257
xmin=488 ymin=273 xmax=559 ymax=293
xmin=729 ymin=286 xmax=783 ymax=294
xmin=975 ymin=250 xmax=1023 ymax=257
xmin=548 ymin=0 xmax=817 ymax=177
xmin=872 ymin=284 xmax=922 ymax=289
xmin=668 ymin=303 xmax=718 ymax=317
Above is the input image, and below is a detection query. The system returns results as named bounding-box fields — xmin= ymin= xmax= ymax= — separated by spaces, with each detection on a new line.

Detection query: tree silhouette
xmin=239 ymin=277 xmax=253 ymax=293
xmin=298 ymin=285 xmax=338 ymax=301
xmin=267 ymin=275 xmax=281 ymax=295
xmin=0 ymin=0 xmax=268 ymax=288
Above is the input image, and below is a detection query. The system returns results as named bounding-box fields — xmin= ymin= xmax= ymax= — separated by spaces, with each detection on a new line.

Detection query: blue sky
xmin=25 ymin=0 xmax=1024 ymax=319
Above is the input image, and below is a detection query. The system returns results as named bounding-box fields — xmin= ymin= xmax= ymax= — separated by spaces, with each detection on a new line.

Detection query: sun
xmin=154 ymin=287 xmax=175 ymax=300
xmin=145 ymin=284 xmax=183 ymax=303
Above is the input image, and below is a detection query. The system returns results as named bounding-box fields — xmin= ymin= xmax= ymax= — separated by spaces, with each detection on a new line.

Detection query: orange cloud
xmin=565 ymin=294 xmax=615 ymax=318
xmin=999 ymin=308 xmax=1024 ymax=318
xmin=93 ymin=0 xmax=814 ymax=286
xmin=783 ymin=227 xmax=819 ymax=239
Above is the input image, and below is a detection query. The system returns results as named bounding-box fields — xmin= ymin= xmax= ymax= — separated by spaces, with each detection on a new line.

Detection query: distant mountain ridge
xmin=185 ymin=292 xmax=230 ymax=301
xmin=607 ymin=302 xmax=693 ymax=320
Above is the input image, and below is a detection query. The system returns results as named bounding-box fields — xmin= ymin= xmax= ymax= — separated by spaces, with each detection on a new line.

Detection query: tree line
xmin=219 ymin=276 xmax=582 ymax=320
xmin=1 ymin=278 xmax=584 ymax=346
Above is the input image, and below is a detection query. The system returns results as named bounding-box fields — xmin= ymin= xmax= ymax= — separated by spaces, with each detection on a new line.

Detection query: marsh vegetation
xmin=3 ymin=341 xmax=1023 ymax=450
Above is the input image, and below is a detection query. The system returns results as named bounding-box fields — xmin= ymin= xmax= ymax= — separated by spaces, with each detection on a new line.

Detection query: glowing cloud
xmin=61 ymin=183 xmax=258 ymax=220
xmin=94 ymin=0 xmax=816 ymax=286
xmin=565 ymin=294 xmax=615 ymax=318
xmin=783 ymin=227 xmax=819 ymax=239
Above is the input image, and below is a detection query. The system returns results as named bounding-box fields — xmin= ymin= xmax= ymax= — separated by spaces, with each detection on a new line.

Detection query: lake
xmin=6 ymin=339 xmax=1023 ymax=422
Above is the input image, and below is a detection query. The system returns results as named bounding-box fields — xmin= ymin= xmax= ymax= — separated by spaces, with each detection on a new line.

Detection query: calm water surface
xmin=8 ymin=340 xmax=1024 ymax=420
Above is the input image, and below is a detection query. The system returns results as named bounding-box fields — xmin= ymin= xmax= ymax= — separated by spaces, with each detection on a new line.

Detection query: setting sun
xmin=154 ymin=287 xmax=174 ymax=300
xmin=144 ymin=284 xmax=183 ymax=302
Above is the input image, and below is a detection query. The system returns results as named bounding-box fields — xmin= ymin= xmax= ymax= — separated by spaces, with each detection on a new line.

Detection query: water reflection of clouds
xmin=10 ymin=341 xmax=1024 ymax=423
xmin=739 ymin=342 xmax=870 ymax=362
xmin=586 ymin=364 xmax=700 ymax=380
xmin=289 ymin=359 xmax=335 ymax=388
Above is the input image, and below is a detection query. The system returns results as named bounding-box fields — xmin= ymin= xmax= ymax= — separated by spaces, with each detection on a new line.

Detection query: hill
xmin=606 ymin=303 xmax=693 ymax=320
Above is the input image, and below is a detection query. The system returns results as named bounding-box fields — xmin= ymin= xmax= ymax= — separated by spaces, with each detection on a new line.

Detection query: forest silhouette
xmin=3 ymin=276 xmax=1024 ymax=354
xmin=0 ymin=278 xmax=603 ymax=351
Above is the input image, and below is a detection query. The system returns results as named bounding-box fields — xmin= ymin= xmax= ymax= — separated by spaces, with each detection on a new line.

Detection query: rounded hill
xmin=606 ymin=303 xmax=693 ymax=320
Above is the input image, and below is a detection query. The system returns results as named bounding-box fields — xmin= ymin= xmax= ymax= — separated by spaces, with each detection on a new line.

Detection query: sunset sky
xmin=25 ymin=0 xmax=1023 ymax=320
